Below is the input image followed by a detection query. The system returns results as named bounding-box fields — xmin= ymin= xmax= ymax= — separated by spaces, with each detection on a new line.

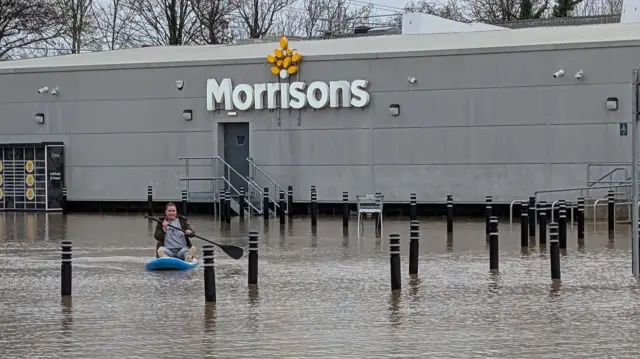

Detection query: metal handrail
xmin=535 ymin=183 xmax=632 ymax=197
xmin=179 ymin=176 xmax=262 ymax=214
xmin=592 ymin=200 xmax=634 ymax=231
xmin=588 ymin=167 xmax=628 ymax=187
xmin=246 ymin=157 xmax=287 ymax=214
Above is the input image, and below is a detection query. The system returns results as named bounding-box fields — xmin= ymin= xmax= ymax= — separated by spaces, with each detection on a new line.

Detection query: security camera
xmin=51 ymin=87 xmax=59 ymax=95
xmin=176 ymin=80 xmax=184 ymax=91
xmin=574 ymin=70 xmax=584 ymax=80
xmin=408 ymin=77 xmax=417 ymax=84
xmin=553 ymin=69 xmax=564 ymax=78
xmin=37 ymin=86 xmax=49 ymax=94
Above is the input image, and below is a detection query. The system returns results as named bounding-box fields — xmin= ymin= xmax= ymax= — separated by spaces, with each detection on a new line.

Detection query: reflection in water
xmin=446 ymin=233 xmax=453 ymax=251
xmin=0 ymin=214 xmax=640 ymax=358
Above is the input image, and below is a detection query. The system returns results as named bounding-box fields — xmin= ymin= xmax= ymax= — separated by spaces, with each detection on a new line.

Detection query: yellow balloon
xmin=270 ymin=66 xmax=280 ymax=75
xmin=266 ymin=54 xmax=276 ymax=63
xmin=275 ymin=48 xmax=284 ymax=58
xmin=279 ymin=36 xmax=288 ymax=50
xmin=288 ymin=66 xmax=299 ymax=75
xmin=292 ymin=53 xmax=302 ymax=63
xmin=283 ymin=56 xmax=291 ymax=68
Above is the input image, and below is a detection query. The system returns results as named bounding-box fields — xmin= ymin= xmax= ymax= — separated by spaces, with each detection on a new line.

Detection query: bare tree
xmin=52 ymin=0 xmax=97 ymax=53
xmin=0 ymin=0 xmax=64 ymax=59
xmin=461 ymin=0 xmax=550 ymax=22
xmin=572 ymin=0 xmax=621 ymax=15
xmin=92 ymin=0 xmax=139 ymax=50
xmin=320 ymin=0 xmax=372 ymax=35
xmin=404 ymin=0 xmax=468 ymax=22
xmin=229 ymin=0 xmax=293 ymax=39
xmin=190 ymin=0 xmax=233 ymax=44
xmin=126 ymin=0 xmax=200 ymax=45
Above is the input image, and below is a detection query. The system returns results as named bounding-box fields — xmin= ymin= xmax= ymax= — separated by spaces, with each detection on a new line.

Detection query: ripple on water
xmin=1 ymin=214 xmax=640 ymax=358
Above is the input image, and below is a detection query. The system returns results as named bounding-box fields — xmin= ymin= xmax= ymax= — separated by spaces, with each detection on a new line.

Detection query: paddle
xmin=145 ymin=215 xmax=244 ymax=260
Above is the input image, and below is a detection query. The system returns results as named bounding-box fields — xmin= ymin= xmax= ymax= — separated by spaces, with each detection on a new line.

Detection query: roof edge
xmin=1 ymin=38 xmax=639 ymax=75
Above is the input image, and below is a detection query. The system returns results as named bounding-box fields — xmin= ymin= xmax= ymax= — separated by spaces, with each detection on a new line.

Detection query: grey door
xmin=223 ymin=123 xmax=250 ymax=193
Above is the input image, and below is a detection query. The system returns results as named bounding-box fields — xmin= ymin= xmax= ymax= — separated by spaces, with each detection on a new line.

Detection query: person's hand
xmin=184 ymin=229 xmax=193 ymax=236
xmin=162 ymin=219 xmax=169 ymax=232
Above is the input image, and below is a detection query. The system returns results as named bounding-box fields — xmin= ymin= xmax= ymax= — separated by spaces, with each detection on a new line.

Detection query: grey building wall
xmin=0 ymin=42 xmax=638 ymax=204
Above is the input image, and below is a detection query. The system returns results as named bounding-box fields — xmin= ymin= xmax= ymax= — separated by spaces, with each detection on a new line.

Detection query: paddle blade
xmin=219 ymin=244 xmax=244 ymax=260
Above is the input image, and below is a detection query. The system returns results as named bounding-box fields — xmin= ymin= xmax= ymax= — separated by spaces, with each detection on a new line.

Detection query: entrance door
xmin=223 ymin=123 xmax=250 ymax=193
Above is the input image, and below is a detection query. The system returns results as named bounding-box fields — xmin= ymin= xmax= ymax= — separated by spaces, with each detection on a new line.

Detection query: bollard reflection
xmin=204 ymin=302 xmax=216 ymax=334
xmin=387 ymin=291 xmax=402 ymax=326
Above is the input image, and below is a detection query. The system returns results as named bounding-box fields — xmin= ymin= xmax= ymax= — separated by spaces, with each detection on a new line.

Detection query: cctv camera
xmin=408 ymin=77 xmax=416 ymax=84
xmin=574 ymin=70 xmax=584 ymax=80
xmin=37 ymin=87 xmax=49 ymax=94
xmin=51 ymin=87 xmax=59 ymax=95
xmin=553 ymin=69 xmax=564 ymax=78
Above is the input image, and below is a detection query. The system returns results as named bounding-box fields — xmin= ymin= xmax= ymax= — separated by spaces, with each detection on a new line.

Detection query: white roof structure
xmin=1 ymin=22 xmax=640 ymax=72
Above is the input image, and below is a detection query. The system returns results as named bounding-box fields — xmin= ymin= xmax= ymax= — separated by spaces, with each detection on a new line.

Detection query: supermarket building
xmin=0 ymin=15 xmax=639 ymax=214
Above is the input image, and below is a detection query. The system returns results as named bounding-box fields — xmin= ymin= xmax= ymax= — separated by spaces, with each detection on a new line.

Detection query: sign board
xmin=621 ymin=123 xmax=628 ymax=136
xmin=206 ymin=36 xmax=371 ymax=111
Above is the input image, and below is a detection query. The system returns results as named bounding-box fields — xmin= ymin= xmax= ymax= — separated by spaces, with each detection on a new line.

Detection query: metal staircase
xmin=178 ymin=156 xmax=268 ymax=216
xmin=246 ymin=157 xmax=289 ymax=216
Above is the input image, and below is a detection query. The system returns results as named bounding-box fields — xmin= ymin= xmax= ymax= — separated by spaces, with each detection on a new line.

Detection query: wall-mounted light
xmin=606 ymin=97 xmax=618 ymax=111
xmin=176 ymin=80 xmax=184 ymax=91
xmin=35 ymin=113 xmax=45 ymax=124
xmin=182 ymin=109 xmax=193 ymax=121
xmin=389 ymin=104 xmax=400 ymax=116
xmin=228 ymin=111 xmax=237 ymax=117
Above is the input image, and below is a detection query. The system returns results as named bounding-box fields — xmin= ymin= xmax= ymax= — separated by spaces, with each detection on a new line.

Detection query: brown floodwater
xmin=1 ymin=212 xmax=640 ymax=358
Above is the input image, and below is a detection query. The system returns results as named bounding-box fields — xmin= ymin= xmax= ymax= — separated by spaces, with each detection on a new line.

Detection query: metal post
xmin=409 ymin=193 xmax=417 ymax=221
xmin=263 ymin=187 xmax=269 ymax=220
xmin=61 ymin=241 xmax=72 ymax=297
xmin=607 ymin=189 xmax=615 ymax=239
xmin=225 ymin=190 xmax=231 ymax=224
xmin=311 ymin=186 xmax=317 ymax=227
xmin=239 ymin=186 xmax=245 ymax=219
xmin=559 ymin=200 xmax=567 ymax=249
xmin=485 ymin=196 xmax=492 ymax=237
xmin=389 ymin=233 xmax=401 ymax=291
xmin=520 ymin=203 xmax=529 ymax=248
xmin=528 ymin=196 xmax=536 ymax=239
xmin=62 ymin=187 xmax=68 ymax=215
xmin=203 ymin=245 xmax=216 ymax=303
xmin=549 ymin=222 xmax=561 ymax=280
xmin=342 ymin=192 xmax=349 ymax=228
xmin=181 ymin=189 xmax=188 ymax=216
xmin=409 ymin=221 xmax=419 ymax=275
xmin=147 ymin=185 xmax=153 ymax=216
xmin=287 ymin=185 xmax=294 ymax=218
xmin=489 ymin=216 xmax=499 ymax=271
xmin=219 ymin=189 xmax=226 ymax=221
xmin=577 ymin=197 xmax=585 ymax=240
xmin=248 ymin=231 xmax=259 ymax=285
xmin=279 ymin=190 xmax=285 ymax=224
xmin=446 ymin=194 xmax=454 ymax=234
xmin=633 ymin=68 xmax=640 ymax=277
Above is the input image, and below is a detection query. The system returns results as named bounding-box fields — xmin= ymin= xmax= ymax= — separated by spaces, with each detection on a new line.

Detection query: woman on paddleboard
xmin=154 ymin=202 xmax=197 ymax=261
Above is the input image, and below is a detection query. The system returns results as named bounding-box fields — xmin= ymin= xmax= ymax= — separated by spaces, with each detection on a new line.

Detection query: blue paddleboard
xmin=145 ymin=257 xmax=198 ymax=271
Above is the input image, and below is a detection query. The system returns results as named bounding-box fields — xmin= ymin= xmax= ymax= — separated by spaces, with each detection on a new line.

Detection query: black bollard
xmin=311 ymin=186 xmax=318 ymax=227
xmin=528 ymin=196 xmax=536 ymax=239
xmin=577 ymin=197 xmax=585 ymax=240
xmin=203 ymin=245 xmax=216 ymax=303
xmin=608 ymin=190 xmax=615 ymax=238
xmin=61 ymin=241 xmax=72 ymax=297
xmin=225 ymin=190 xmax=231 ymax=223
xmin=485 ymin=196 xmax=492 ymax=236
xmin=342 ymin=192 xmax=349 ymax=228
xmin=147 ymin=185 xmax=153 ymax=216
xmin=409 ymin=221 xmax=419 ymax=275
xmin=446 ymin=194 xmax=454 ymax=235
xmin=520 ymin=202 xmax=529 ymax=248
xmin=559 ymin=201 xmax=567 ymax=249
xmin=263 ymin=187 xmax=269 ymax=220
xmin=489 ymin=216 xmax=499 ymax=271
xmin=409 ymin=193 xmax=417 ymax=221
xmin=181 ymin=189 xmax=188 ymax=216
xmin=287 ymin=185 xmax=294 ymax=218
xmin=539 ymin=206 xmax=547 ymax=247
xmin=549 ymin=222 xmax=561 ymax=280
xmin=239 ymin=186 xmax=245 ymax=219
xmin=279 ymin=190 xmax=286 ymax=225
xmin=62 ymin=187 xmax=68 ymax=215
xmin=219 ymin=189 xmax=226 ymax=222
xmin=389 ymin=233 xmax=401 ymax=291
xmin=248 ymin=231 xmax=259 ymax=286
